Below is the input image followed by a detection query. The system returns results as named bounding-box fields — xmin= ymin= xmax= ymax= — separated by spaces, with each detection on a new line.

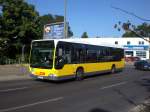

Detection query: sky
xmin=27 ymin=0 xmax=150 ymax=38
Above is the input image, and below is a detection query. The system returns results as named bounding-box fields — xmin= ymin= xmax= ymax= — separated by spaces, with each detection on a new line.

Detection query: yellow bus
xmin=29 ymin=39 xmax=124 ymax=81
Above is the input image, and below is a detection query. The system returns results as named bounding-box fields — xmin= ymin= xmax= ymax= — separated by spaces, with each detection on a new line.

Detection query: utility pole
xmin=21 ymin=44 xmax=26 ymax=75
xmin=64 ymin=0 xmax=67 ymax=38
xmin=149 ymin=37 xmax=150 ymax=60
xmin=22 ymin=45 xmax=25 ymax=63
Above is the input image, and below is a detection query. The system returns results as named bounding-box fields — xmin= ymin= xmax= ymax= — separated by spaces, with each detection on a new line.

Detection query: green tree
xmin=122 ymin=23 xmax=150 ymax=37
xmin=0 ymin=0 xmax=74 ymax=63
xmin=81 ymin=32 xmax=88 ymax=38
xmin=38 ymin=14 xmax=54 ymax=26
xmin=54 ymin=15 xmax=64 ymax=23
xmin=122 ymin=31 xmax=137 ymax=37
xmin=67 ymin=25 xmax=73 ymax=37
xmin=0 ymin=0 xmax=41 ymax=59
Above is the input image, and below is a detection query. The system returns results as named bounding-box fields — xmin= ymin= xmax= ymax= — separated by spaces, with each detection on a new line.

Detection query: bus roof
xmin=32 ymin=38 xmax=123 ymax=49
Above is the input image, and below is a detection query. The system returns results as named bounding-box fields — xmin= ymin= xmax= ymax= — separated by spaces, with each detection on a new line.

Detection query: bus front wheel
xmin=76 ymin=68 xmax=84 ymax=81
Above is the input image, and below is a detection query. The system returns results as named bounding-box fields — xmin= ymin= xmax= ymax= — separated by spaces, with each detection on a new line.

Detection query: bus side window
xmin=56 ymin=46 xmax=71 ymax=64
xmin=96 ymin=50 xmax=101 ymax=62
xmin=58 ymin=48 xmax=63 ymax=56
xmin=71 ymin=47 xmax=77 ymax=63
xmin=64 ymin=48 xmax=71 ymax=64
xmin=77 ymin=49 xmax=82 ymax=63
xmin=74 ymin=48 xmax=85 ymax=63
xmin=86 ymin=49 xmax=97 ymax=63
xmin=100 ymin=48 xmax=106 ymax=62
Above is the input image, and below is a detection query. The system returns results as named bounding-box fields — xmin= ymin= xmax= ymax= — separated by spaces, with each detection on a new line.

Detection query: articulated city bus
xmin=29 ymin=39 xmax=124 ymax=81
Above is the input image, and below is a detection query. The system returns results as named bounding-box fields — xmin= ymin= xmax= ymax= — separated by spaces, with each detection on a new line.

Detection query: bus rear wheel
xmin=111 ymin=65 xmax=116 ymax=74
xmin=76 ymin=68 xmax=84 ymax=81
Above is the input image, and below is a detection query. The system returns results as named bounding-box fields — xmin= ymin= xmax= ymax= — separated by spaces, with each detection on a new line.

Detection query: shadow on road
xmin=33 ymin=78 xmax=76 ymax=85
xmin=139 ymin=78 xmax=150 ymax=99
xmin=30 ymin=70 xmax=124 ymax=85
xmin=140 ymin=78 xmax=150 ymax=92
xmin=89 ymin=108 xmax=110 ymax=112
xmin=113 ymin=88 xmax=137 ymax=106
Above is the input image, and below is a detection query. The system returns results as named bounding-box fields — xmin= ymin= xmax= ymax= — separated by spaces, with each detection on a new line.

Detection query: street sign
xmin=124 ymin=45 xmax=149 ymax=50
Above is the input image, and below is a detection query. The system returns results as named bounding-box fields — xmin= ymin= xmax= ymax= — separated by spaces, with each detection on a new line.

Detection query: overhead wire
xmin=111 ymin=6 xmax=150 ymax=22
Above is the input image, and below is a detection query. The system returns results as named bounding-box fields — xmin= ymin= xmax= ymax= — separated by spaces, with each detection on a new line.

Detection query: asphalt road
xmin=0 ymin=65 xmax=150 ymax=112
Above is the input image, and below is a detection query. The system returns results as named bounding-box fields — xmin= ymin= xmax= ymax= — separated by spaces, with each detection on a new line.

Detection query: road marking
xmin=0 ymin=97 xmax=63 ymax=112
xmin=0 ymin=85 xmax=47 ymax=93
xmin=0 ymin=87 xmax=29 ymax=92
xmin=100 ymin=81 xmax=127 ymax=90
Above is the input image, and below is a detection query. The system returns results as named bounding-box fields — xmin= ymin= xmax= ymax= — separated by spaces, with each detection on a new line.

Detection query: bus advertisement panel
xmin=43 ymin=22 xmax=65 ymax=39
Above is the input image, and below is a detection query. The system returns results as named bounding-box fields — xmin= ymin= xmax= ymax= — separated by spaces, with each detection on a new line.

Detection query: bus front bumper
xmin=30 ymin=74 xmax=75 ymax=81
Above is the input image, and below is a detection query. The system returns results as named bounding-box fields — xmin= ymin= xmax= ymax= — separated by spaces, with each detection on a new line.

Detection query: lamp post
xmin=22 ymin=44 xmax=25 ymax=63
xmin=64 ymin=0 xmax=67 ymax=38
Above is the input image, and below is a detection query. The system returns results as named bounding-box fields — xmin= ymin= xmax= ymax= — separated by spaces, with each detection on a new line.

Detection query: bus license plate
xmin=38 ymin=76 xmax=43 ymax=79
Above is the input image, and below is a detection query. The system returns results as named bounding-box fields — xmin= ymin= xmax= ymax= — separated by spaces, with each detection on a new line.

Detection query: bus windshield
xmin=30 ymin=41 xmax=54 ymax=69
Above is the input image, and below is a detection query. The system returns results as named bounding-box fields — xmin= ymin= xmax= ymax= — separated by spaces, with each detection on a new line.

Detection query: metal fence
xmin=0 ymin=56 xmax=29 ymax=65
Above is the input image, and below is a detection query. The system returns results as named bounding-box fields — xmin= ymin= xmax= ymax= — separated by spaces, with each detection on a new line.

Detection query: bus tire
xmin=111 ymin=65 xmax=116 ymax=74
xmin=76 ymin=68 xmax=84 ymax=81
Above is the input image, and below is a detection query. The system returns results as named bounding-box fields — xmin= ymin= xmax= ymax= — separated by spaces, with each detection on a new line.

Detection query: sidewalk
xmin=0 ymin=64 xmax=31 ymax=81
xmin=130 ymin=99 xmax=150 ymax=112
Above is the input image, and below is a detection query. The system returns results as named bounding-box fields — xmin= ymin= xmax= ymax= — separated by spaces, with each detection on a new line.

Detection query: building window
xmin=136 ymin=51 xmax=146 ymax=59
xmin=127 ymin=41 xmax=130 ymax=45
xmin=139 ymin=41 xmax=144 ymax=45
xmin=125 ymin=51 xmax=133 ymax=57
xmin=115 ymin=41 xmax=118 ymax=45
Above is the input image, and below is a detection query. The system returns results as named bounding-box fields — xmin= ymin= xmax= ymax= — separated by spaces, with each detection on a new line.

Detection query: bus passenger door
xmin=57 ymin=44 xmax=75 ymax=76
